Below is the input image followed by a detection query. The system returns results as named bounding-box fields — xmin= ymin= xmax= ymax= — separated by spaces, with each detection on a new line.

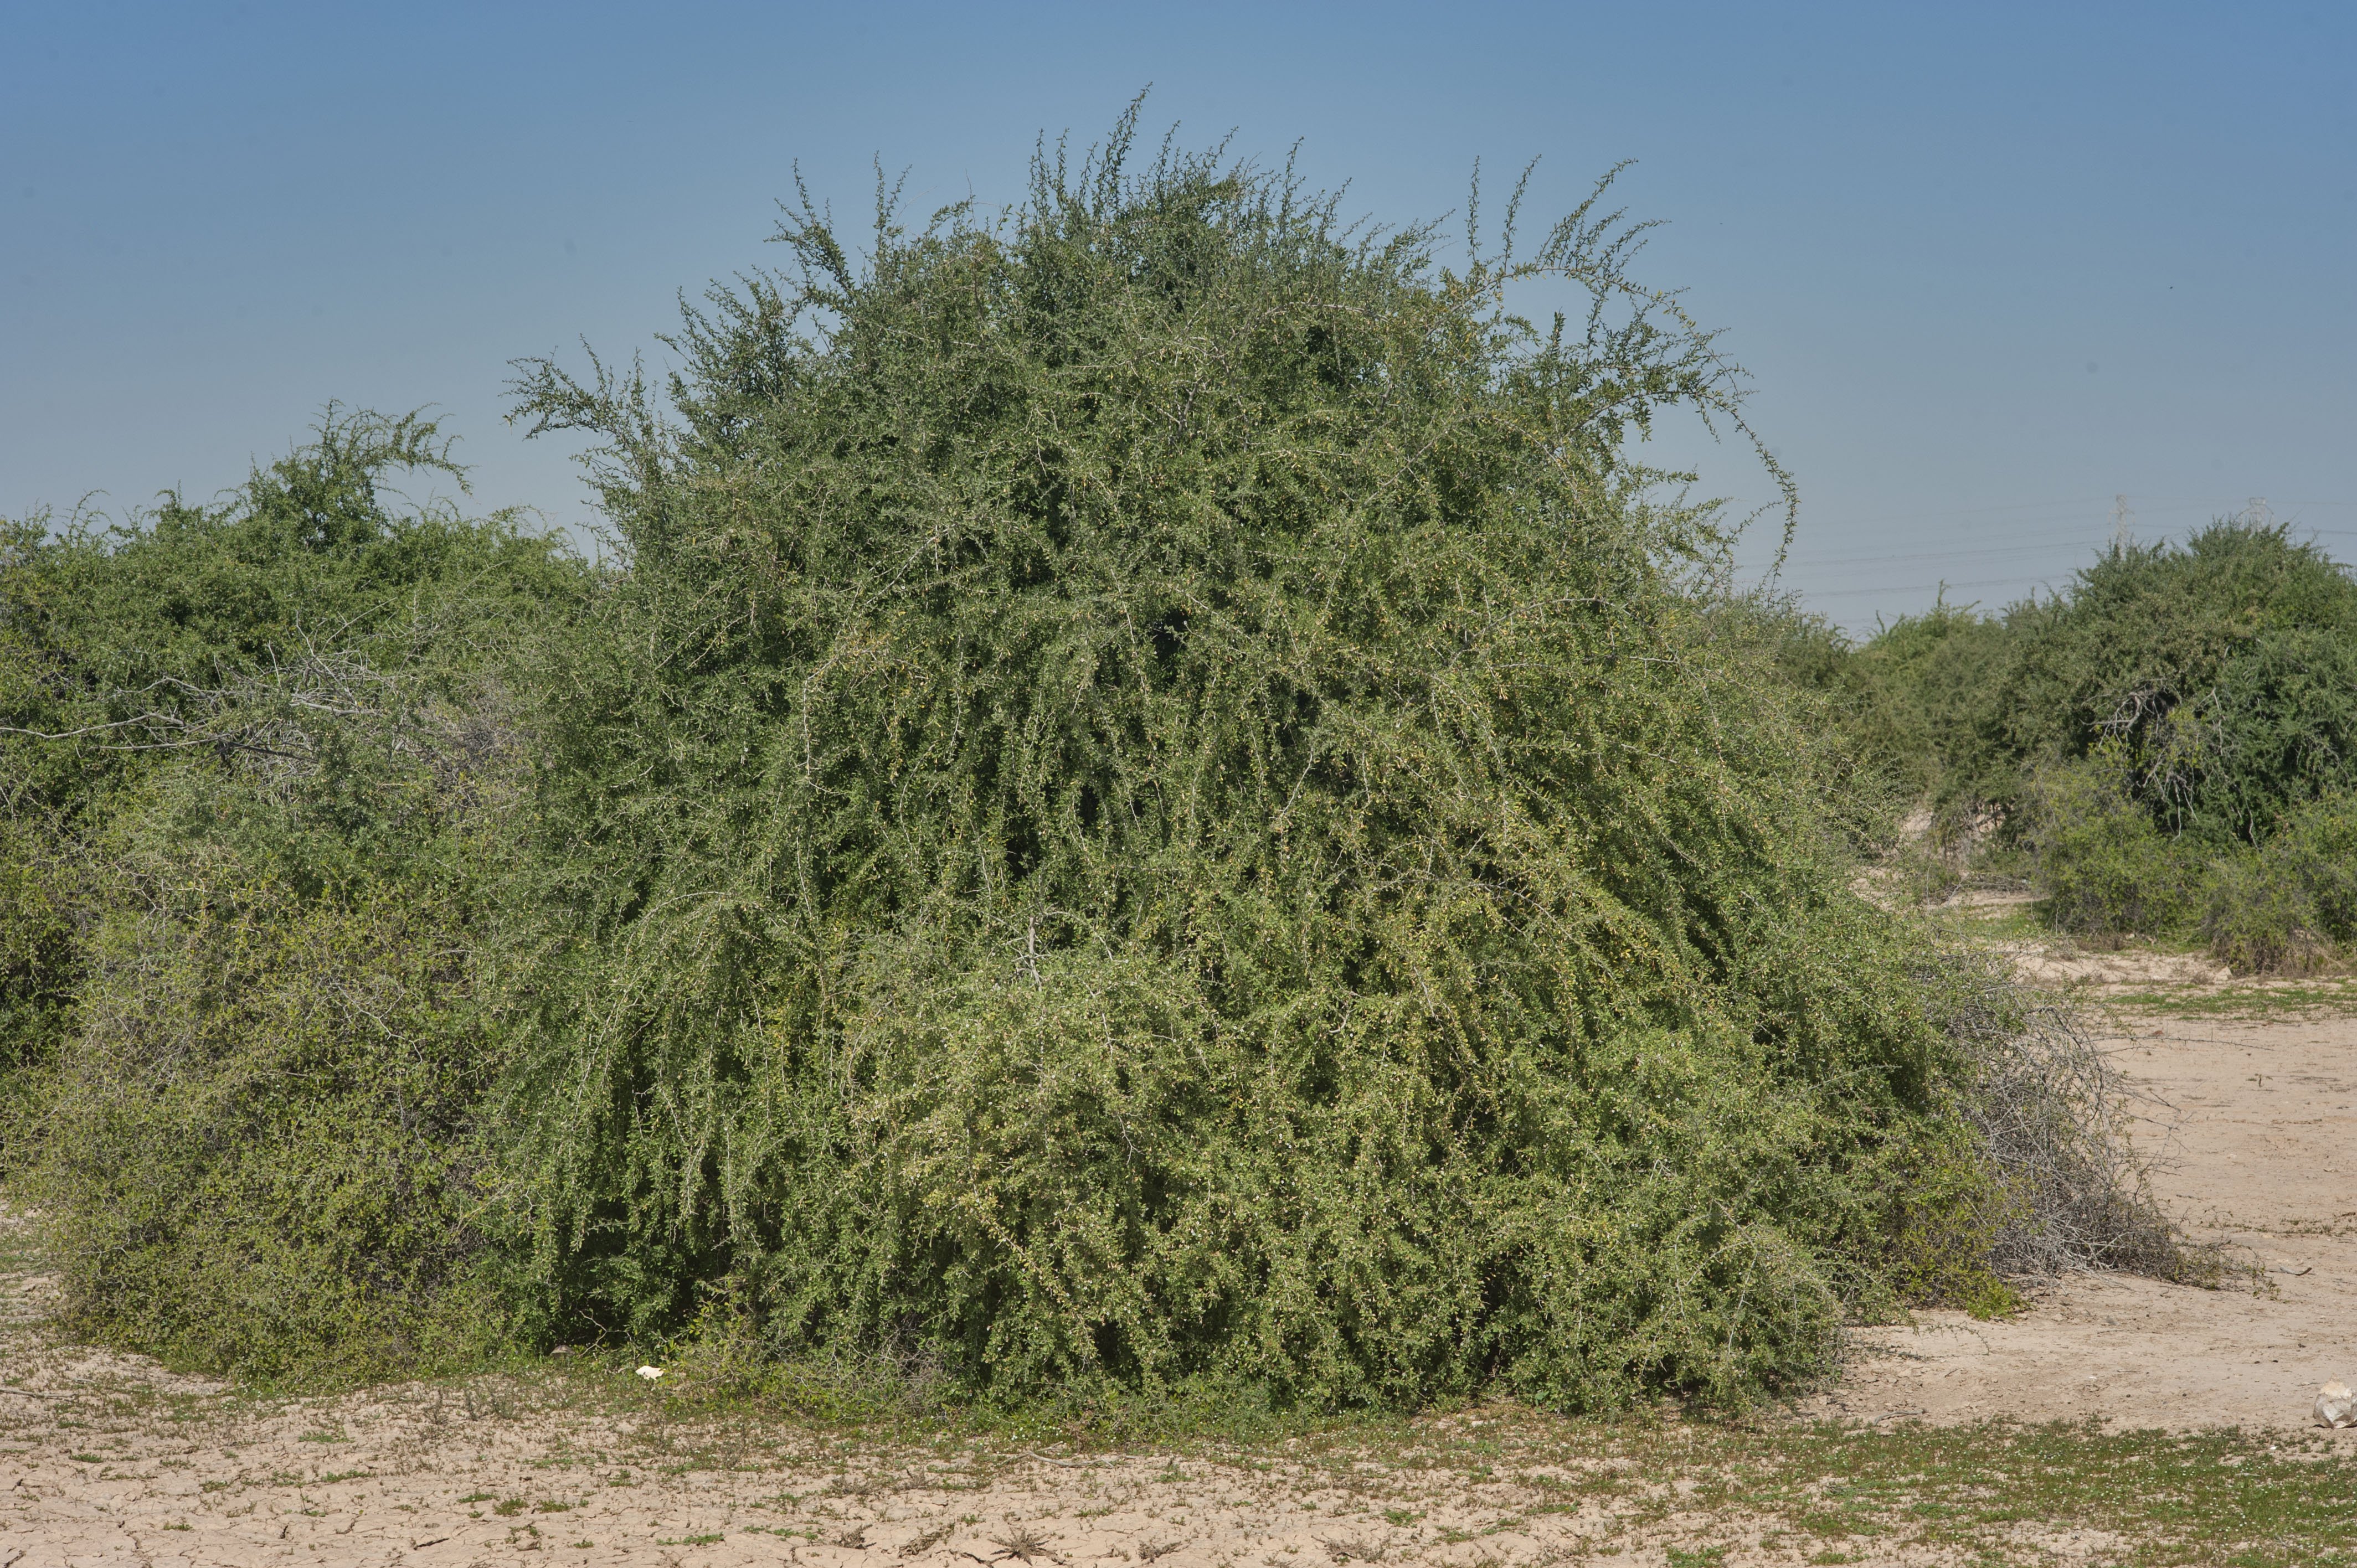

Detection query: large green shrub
xmin=495 ymin=125 xmax=2024 ymax=1411
xmin=37 ymin=814 xmax=501 ymax=1378
xmin=2194 ymin=789 xmax=2357 ymax=973
xmin=2023 ymin=749 xmax=2201 ymax=939
xmin=1748 ymin=601 xmax=1932 ymax=847
xmin=6 ymin=412 xmax=585 ymax=1376
xmin=6 ymin=135 xmax=2184 ymax=1401
xmin=1849 ymin=600 xmax=2016 ymax=820
xmin=2029 ymin=754 xmax=2357 ymax=972
xmin=2254 ymin=791 xmax=2357 ymax=938
xmin=0 ymin=412 xmax=579 ymax=1078
xmin=0 ymin=817 xmax=76 ymax=1081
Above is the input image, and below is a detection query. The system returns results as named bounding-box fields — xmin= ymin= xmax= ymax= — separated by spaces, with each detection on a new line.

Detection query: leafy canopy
xmin=1865 ymin=522 xmax=2357 ymax=847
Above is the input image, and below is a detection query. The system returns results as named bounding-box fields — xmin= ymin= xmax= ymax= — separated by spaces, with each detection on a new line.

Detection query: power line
xmin=1784 ymin=527 xmax=2357 ymax=574
xmin=1757 ymin=506 xmax=2357 ymax=577
xmin=1805 ymin=575 xmax=2070 ymax=600
xmin=1779 ymin=534 xmax=2117 ymax=571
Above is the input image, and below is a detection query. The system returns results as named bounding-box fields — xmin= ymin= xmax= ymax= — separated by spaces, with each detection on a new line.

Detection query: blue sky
xmin=5 ymin=1 xmax=2350 ymax=631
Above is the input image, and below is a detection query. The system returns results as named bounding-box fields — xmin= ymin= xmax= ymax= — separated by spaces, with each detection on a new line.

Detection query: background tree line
xmin=1824 ymin=519 xmax=2357 ymax=972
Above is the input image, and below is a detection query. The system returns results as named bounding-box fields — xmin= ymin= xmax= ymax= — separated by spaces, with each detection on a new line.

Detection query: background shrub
xmin=4 ymin=412 xmax=584 ymax=1378
xmin=2196 ymin=854 xmax=2326 ymax=976
xmin=2255 ymin=791 xmax=2357 ymax=940
xmin=38 ymin=837 xmax=500 ymax=1378
xmin=1852 ymin=524 xmax=2357 ymax=969
xmin=1848 ymin=599 xmax=2018 ymax=823
xmin=2024 ymin=751 xmax=2200 ymax=940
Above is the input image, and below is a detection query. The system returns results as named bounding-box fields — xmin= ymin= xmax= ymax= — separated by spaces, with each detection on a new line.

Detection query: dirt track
xmin=6 ymin=980 xmax=2355 ymax=1566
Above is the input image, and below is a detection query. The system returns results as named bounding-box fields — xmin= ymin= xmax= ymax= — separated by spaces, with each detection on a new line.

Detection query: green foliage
xmin=0 ymin=816 xmax=78 ymax=1079
xmin=2251 ymin=790 xmax=2357 ymax=938
xmin=494 ymin=123 xmax=2025 ymax=1412
xmin=6 ymin=411 xmax=587 ymax=1376
xmin=1859 ymin=523 xmax=2357 ymax=840
xmin=1741 ymin=601 xmax=1926 ymax=845
xmin=0 ymin=410 xmax=580 ymax=1082
xmin=36 ymin=819 xmax=500 ymax=1379
xmin=1848 ymin=599 xmax=2015 ymax=820
xmin=2191 ymin=789 xmax=2357 ymax=974
xmin=7 ymin=128 xmax=2190 ymax=1407
xmin=1856 ymin=526 xmax=2357 ymax=967
xmin=1992 ymin=524 xmax=2357 ymax=844
xmin=2197 ymin=853 xmax=2326 ymax=976
xmin=2016 ymin=762 xmax=2357 ymax=974
xmin=1877 ymin=1128 xmax=2028 ymax=1321
xmin=2022 ymin=750 xmax=2200 ymax=938
xmin=1 ymin=411 xmax=567 ymax=809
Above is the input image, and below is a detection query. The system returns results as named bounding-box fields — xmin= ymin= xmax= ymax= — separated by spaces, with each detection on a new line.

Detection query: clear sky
xmin=6 ymin=1 xmax=2351 ymax=632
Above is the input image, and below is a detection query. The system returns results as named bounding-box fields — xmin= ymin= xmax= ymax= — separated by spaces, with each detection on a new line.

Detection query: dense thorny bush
xmin=1995 ymin=524 xmax=2357 ymax=840
xmin=0 ymin=411 xmax=577 ymax=1072
xmin=2 ymin=412 xmax=584 ymax=1376
xmin=2031 ymin=754 xmax=2357 ymax=972
xmin=1748 ymin=602 xmax=1929 ymax=852
xmin=2194 ymin=790 xmax=2357 ymax=974
xmin=38 ymin=824 xmax=501 ymax=1378
xmin=1846 ymin=600 xmax=2016 ymax=825
xmin=4 ymin=125 xmax=2191 ymax=1401
xmin=1865 ymin=525 xmax=2357 ymax=835
xmin=2254 ymin=791 xmax=2357 ymax=937
xmin=2023 ymin=751 xmax=2201 ymax=940
xmin=488 ymin=119 xmax=2120 ymax=1412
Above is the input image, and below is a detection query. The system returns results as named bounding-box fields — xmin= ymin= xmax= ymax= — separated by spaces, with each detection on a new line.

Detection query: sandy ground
xmin=6 ymin=973 xmax=2355 ymax=1565
xmin=1800 ymin=1004 xmax=2357 ymax=1432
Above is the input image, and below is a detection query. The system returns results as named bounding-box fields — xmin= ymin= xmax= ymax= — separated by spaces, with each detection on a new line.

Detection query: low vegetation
xmin=8 ymin=1332 xmax=2355 ymax=1566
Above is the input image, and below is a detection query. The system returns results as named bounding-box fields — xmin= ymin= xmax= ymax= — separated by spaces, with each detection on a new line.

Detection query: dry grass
xmin=986 ymin=1524 xmax=1062 ymax=1562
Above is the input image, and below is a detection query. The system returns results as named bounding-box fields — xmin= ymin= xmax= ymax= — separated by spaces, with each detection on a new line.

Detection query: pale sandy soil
xmin=1801 ymin=1004 xmax=2357 ymax=1433
xmin=0 ymin=1343 xmax=2175 ymax=1568
xmin=6 ymin=967 xmax=2354 ymax=1566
